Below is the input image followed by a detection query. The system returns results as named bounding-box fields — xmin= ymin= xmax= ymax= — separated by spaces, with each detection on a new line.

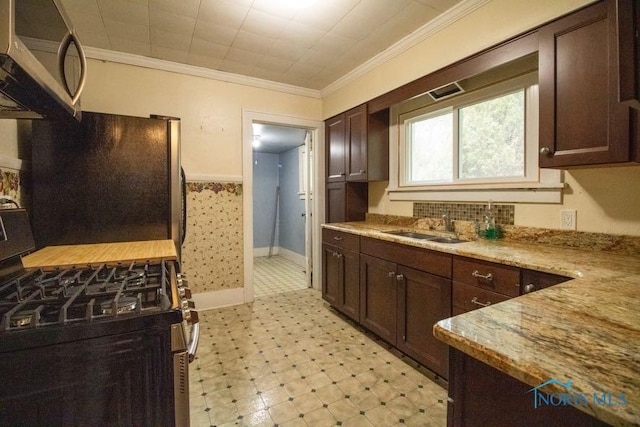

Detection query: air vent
xmin=428 ymin=81 xmax=464 ymax=101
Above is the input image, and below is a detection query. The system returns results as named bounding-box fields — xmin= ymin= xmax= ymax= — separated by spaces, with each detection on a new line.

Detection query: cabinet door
xmin=360 ymin=254 xmax=397 ymax=345
xmin=539 ymin=0 xmax=632 ymax=167
xmin=326 ymin=182 xmax=346 ymax=223
xmin=345 ymin=104 xmax=368 ymax=181
xmin=322 ymin=243 xmax=342 ymax=306
xmin=397 ymin=265 xmax=451 ymax=379
xmin=618 ymin=0 xmax=640 ymax=109
xmin=326 ymin=113 xmax=346 ymax=182
xmin=341 ymin=248 xmax=360 ymax=322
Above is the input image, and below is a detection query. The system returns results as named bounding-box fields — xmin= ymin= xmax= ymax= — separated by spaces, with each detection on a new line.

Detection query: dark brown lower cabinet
xmin=448 ymin=349 xmax=609 ymax=427
xmin=322 ymin=243 xmax=360 ymax=322
xmin=397 ymin=265 xmax=451 ymax=379
xmin=359 ymin=253 xmax=398 ymax=345
xmin=359 ymin=248 xmax=452 ymax=379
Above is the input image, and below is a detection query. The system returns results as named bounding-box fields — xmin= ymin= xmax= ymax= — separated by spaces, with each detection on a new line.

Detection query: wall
xmin=253 ymin=152 xmax=279 ymax=250
xmin=278 ymin=146 xmax=305 ymax=256
xmin=82 ymin=59 xmax=322 ymax=177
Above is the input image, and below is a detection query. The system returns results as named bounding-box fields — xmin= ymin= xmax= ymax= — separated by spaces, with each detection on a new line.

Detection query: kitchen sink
xmin=383 ymin=230 xmax=468 ymax=244
xmin=429 ymin=237 xmax=468 ymax=244
xmin=383 ymin=230 xmax=439 ymax=239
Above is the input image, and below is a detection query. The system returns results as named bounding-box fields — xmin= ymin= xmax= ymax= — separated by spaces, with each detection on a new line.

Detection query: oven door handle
xmin=187 ymin=313 xmax=200 ymax=363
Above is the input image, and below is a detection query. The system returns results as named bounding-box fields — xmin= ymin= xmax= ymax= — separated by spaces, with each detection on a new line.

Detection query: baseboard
xmin=254 ymin=247 xmax=278 ymax=257
xmin=192 ymin=287 xmax=246 ymax=310
xmin=278 ymin=247 xmax=306 ymax=268
xmin=253 ymin=246 xmax=306 ymax=267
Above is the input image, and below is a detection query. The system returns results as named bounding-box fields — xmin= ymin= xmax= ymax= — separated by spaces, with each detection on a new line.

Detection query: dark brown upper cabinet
xmin=618 ymin=0 xmax=640 ymax=109
xmin=539 ymin=0 xmax=639 ymax=168
xmin=325 ymin=104 xmax=389 ymax=183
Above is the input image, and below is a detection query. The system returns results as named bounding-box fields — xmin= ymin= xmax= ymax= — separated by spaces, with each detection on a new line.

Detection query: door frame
xmin=242 ymin=110 xmax=325 ymax=302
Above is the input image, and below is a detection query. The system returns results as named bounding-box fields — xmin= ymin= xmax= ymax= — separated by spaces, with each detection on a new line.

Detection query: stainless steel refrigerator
xmin=30 ymin=111 xmax=186 ymax=260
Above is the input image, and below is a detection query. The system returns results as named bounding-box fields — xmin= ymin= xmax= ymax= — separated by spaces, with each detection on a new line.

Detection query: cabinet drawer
xmin=322 ymin=228 xmax=360 ymax=251
xmin=360 ymin=237 xmax=451 ymax=278
xmin=520 ymin=269 xmax=570 ymax=294
xmin=453 ymin=281 xmax=510 ymax=315
xmin=453 ymin=256 xmax=520 ymax=297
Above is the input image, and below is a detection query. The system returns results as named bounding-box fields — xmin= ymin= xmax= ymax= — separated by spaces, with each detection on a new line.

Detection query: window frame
xmin=388 ymin=72 xmax=564 ymax=203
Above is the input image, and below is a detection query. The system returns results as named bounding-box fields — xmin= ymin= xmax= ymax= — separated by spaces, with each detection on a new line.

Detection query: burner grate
xmin=0 ymin=260 xmax=174 ymax=332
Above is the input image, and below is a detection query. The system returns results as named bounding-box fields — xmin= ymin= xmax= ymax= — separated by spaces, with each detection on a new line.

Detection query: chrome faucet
xmin=442 ymin=212 xmax=454 ymax=232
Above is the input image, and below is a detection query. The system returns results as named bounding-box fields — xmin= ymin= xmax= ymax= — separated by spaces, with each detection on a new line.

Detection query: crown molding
xmin=320 ymin=0 xmax=491 ymax=98
xmin=84 ymin=47 xmax=322 ymax=99
xmin=23 ymin=37 xmax=321 ymax=99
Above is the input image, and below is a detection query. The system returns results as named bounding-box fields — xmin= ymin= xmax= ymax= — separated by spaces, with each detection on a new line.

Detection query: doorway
xmin=252 ymin=124 xmax=309 ymax=297
xmin=242 ymin=111 xmax=324 ymax=302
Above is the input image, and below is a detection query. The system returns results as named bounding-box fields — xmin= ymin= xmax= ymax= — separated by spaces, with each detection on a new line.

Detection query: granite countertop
xmin=323 ymin=221 xmax=640 ymax=426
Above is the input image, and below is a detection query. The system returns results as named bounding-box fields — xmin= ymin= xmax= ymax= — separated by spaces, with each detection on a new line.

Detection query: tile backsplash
xmin=181 ymin=182 xmax=244 ymax=294
xmin=413 ymin=202 xmax=515 ymax=225
xmin=0 ymin=167 xmax=28 ymax=208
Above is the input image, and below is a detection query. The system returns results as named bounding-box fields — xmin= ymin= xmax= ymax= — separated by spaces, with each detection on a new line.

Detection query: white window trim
xmin=388 ymin=73 xmax=563 ymax=204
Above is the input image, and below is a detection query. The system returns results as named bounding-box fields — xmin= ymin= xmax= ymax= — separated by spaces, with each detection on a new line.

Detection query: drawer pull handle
xmin=396 ymin=274 xmax=404 ymax=282
xmin=388 ymin=271 xmax=396 ymax=278
xmin=333 ymin=236 xmax=343 ymax=241
xmin=471 ymin=297 xmax=491 ymax=307
xmin=472 ymin=270 xmax=493 ymax=282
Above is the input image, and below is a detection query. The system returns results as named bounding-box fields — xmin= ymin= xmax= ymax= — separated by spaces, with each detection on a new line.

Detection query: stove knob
xmin=177 ymin=278 xmax=189 ymax=288
xmin=183 ymin=308 xmax=199 ymax=323
xmin=176 ymin=272 xmax=187 ymax=279
xmin=178 ymin=287 xmax=192 ymax=299
xmin=182 ymin=300 xmax=195 ymax=310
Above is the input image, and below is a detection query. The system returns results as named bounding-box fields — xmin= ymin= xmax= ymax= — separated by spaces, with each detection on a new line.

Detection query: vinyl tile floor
xmin=253 ymin=256 xmax=308 ymax=298
xmin=189 ymin=288 xmax=447 ymax=426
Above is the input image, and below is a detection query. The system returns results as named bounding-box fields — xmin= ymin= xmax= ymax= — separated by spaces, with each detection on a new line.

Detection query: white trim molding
xmin=184 ymin=173 xmax=243 ymax=183
xmin=192 ymin=288 xmax=245 ymax=311
xmin=0 ymin=155 xmax=28 ymax=171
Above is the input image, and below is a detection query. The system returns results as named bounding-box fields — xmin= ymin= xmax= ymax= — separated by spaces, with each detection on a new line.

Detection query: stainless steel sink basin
xmin=383 ymin=230 xmax=438 ymax=239
xmin=429 ymin=237 xmax=467 ymax=244
xmin=383 ymin=230 xmax=468 ymax=244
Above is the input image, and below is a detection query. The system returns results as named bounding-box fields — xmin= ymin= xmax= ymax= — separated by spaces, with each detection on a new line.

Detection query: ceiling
xmin=55 ymin=0 xmax=464 ymax=90
xmin=252 ymin=123 xmax=307 ymax=154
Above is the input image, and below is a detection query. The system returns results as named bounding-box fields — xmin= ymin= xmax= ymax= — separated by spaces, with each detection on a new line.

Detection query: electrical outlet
xmin=561 ymin=209 xmax=577 ymax=230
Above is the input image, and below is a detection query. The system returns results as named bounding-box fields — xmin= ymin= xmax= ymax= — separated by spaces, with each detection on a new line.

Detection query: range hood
xmin=0 ymin=0 xmax=86 ymax=121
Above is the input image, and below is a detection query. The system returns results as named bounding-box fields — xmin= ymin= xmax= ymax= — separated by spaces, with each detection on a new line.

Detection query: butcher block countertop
xmin=323 ymin=221 xmax=640 ymax=426
xmin=21 ymin=240 xmax=177 ymax=269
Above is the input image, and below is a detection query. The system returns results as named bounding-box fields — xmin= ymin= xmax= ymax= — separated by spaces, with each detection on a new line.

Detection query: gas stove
xmin=0 ymin=209 xmax=197 ymax=427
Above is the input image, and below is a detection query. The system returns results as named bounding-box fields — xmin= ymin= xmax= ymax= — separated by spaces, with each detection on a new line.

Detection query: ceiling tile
xmin=198 ymin=0 xmax=251 ymax=28
xmin=97 ymin=0 xmax=148 ymax=26
xmin=232 ymin=30 xmax=275 ymax=55
xmin=150 ymin=28 xmax=192 ymax=51
xmin=187 ymin=53 xmax=224 ymax=70
xmin=330 ymin=0 xmax=412 ymax=41
xmin=291 ymin=1 xmax=359 ymax=32
xmin=194 ymin=20 xmax=238 ymax=46
xmin=220 ymin=58 xmax=255 ymax=76
xmin=103 ymin=19 xmax=150 ymax=43
xmin=151 ymin=45 xmax=190 ymax=63
xmin=266 ymin=40 xmax=309 ymax=62
xmin=240 ymin=9 xmax=290 ymax=39
xmin=149 ymin=0 xmax=201 ymax=18
xmin=189 ymin=37 xmax=230 ymax=58
xmin=149 ymin=9 xmax=196 ymax=36
xmin=256 ymin=55 xmax=294 ymax=73
xmin=225 ymin=47 xmax=263 ymax=66
xmin=78 ymin=32 xmax=111 ymax=49
xmin=109 ymin=37 xmax=151 ymax=56
xmin=311 ymin=32 xmax=357 ymax=57
xmin=278 ymin=21 xmax=325 ymax=49
xmin=415 ymin=0 xmax=461 ymax=12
